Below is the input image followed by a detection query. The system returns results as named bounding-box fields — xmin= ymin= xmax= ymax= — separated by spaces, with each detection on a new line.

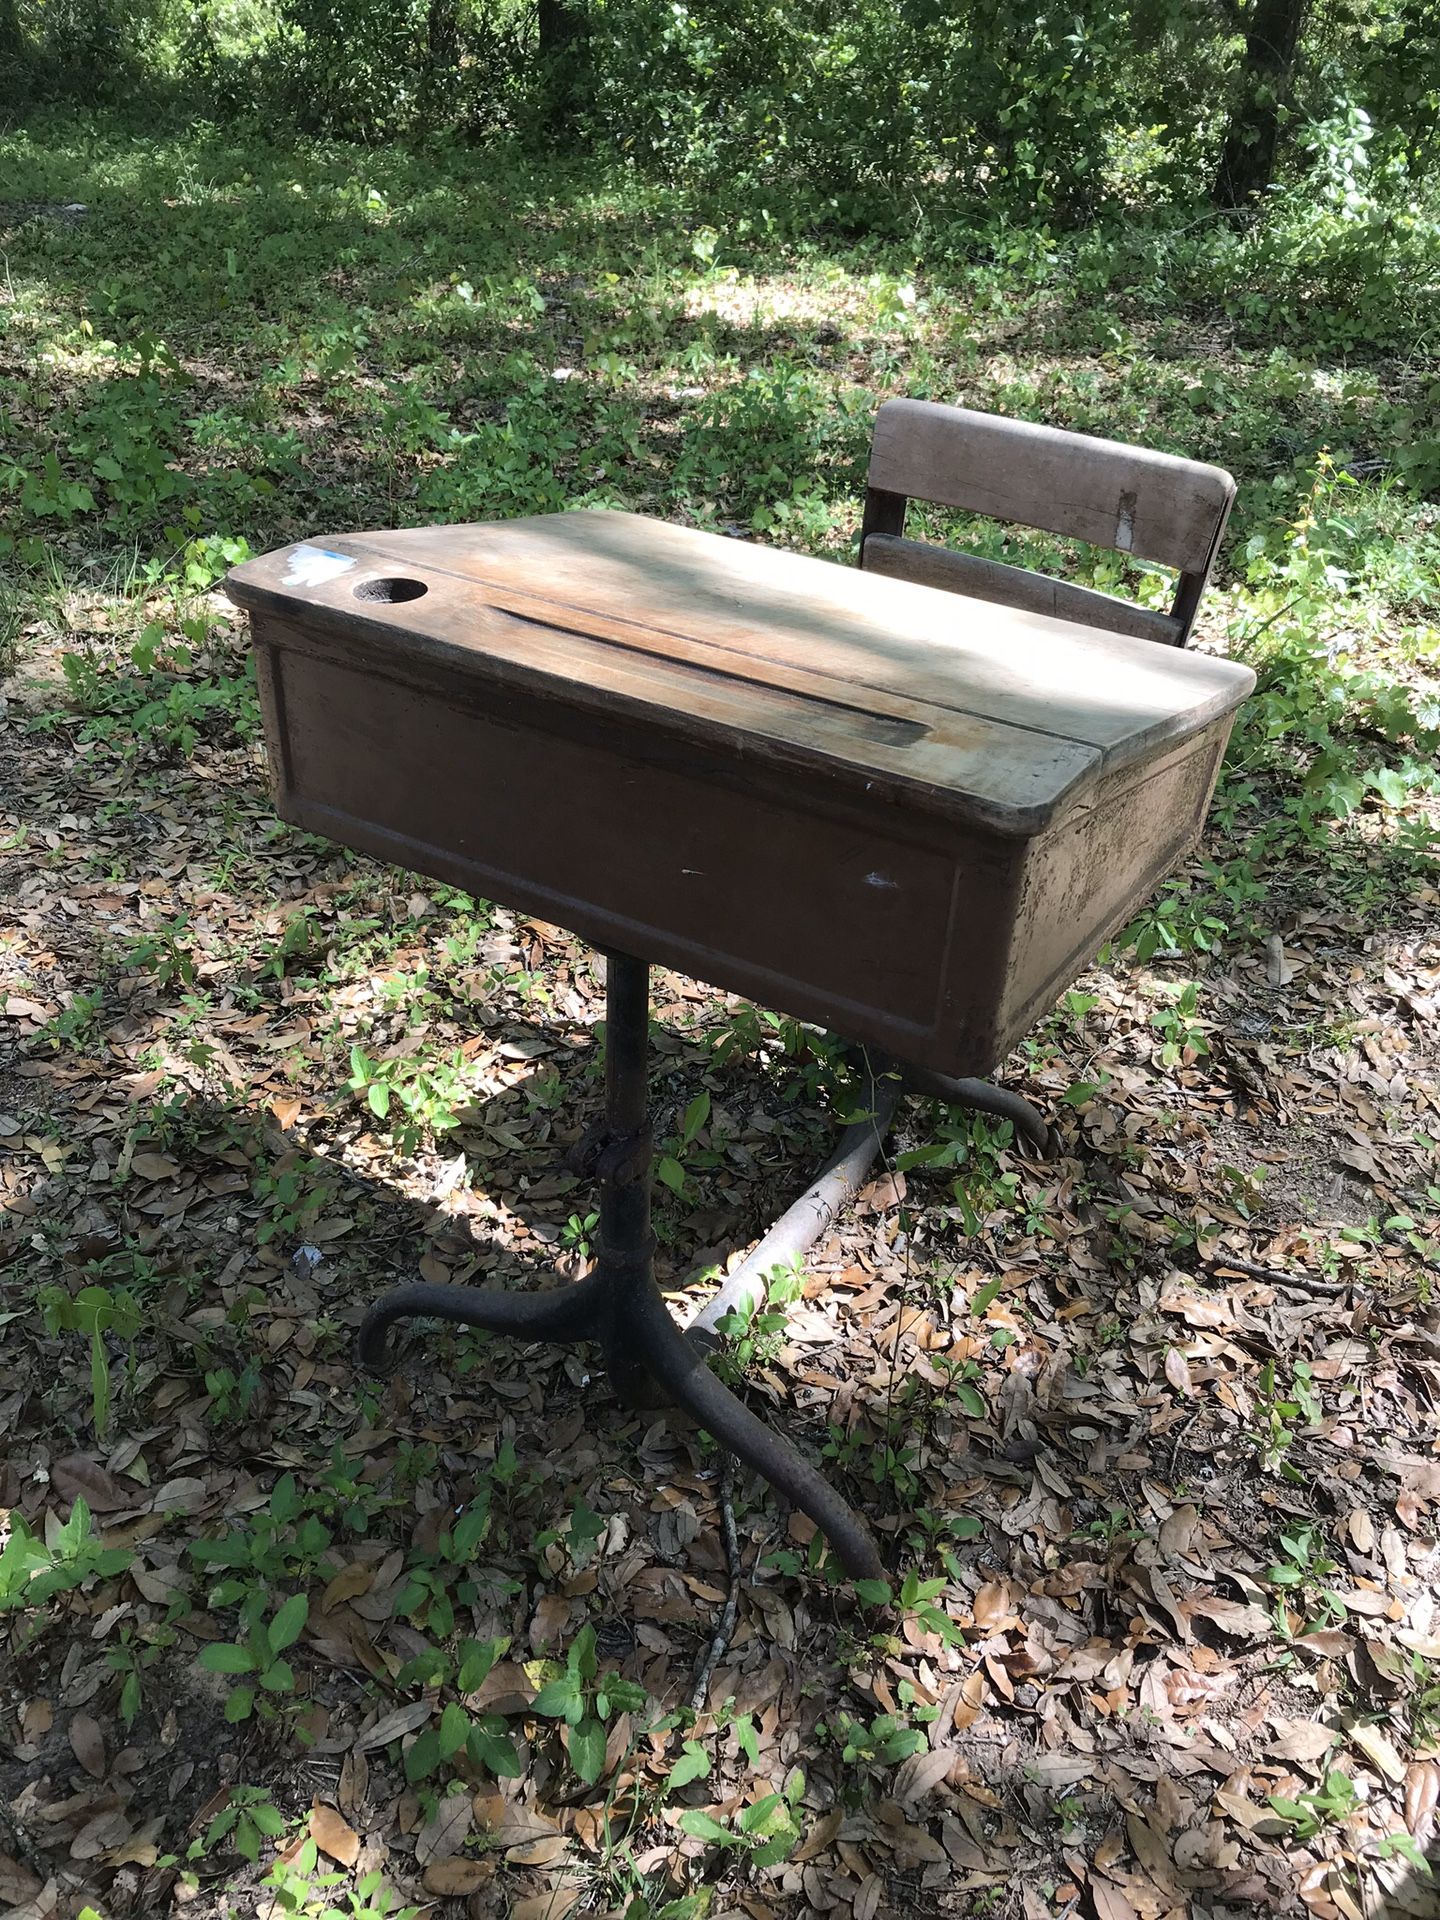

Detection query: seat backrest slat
xmin=867 ymin=398 xmax=1234 ymax=576
xmin=862 ymin=534 xmax=1184 ymax=646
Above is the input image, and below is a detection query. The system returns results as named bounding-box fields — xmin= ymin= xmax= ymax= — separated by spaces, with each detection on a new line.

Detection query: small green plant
xmin=713 ymin=1260 xmax=805 ymax=1380
xmin=188 ymin=1786 xmax=288 ymax=1865
xmin=40 ymin=989 xmax=104 ymax=1053
xmin=346 ymin=1044 xmax=471 ymax=1155
xmin=534 ymin=1498 xmax=609 ymax=1574
xmin=264 ymin=1849 xmax=420 ymax=1920
xmin=531 ymin=1624 xmax=649 ymax=1786
xmin=903 ymin=1506 xmax=984 ymax=1578
xmin=1149 ymin=981 xmax=1209 ymax=1067
xmin=108 ymin=1615 xmax=181 ymax=1726
xmin=1250 ymin=1359 xmax=1321 ymax=1479
xmin=677 ymin=1767 xmax=806 ymax=1869
xmin=0 ymin=1497 xmax=133 ymax=1611
xmin=197 ymin=1591 xmax=309 ymax=1723
xmin=122 ymin=917 xmax=196 ymax=989
xmin=933 ymin=1349 xmax=988 ymax=1419
xmin=656 ymin=1090 xmax=712 ymax=1197
xmin=896 ymin=1111 xmax=1020 ymax=1236
xmin=254 ymin=1157 xmax=337 ymax=1246
xmin=190 ymin=1471 xmax=340 ymax=1600
xmin=1267 ymin=1768 xmax=1359 ymax=1841
xmin=38 ymin=1281 xmax=142 ymax=1434
xmin=1265 ymin=1523 xmax=1346 ymax=1629
xmin=853 ymin=1567 xmax=963 ymax=1648
xmin=203 ymin=1360 xmax=262 ymax=1423
xmin=560 ymin=1208 xmax=600 ymax=1257
xmin=1404 ymin=1652 xmax=1440 ymax=1752
xmin=822 ymin=1708 xmax=928 ymax=1767
xmin=394 ymin=1500 xmax=494 ymax=1636
xmin=392 ymin=1638 xmax=521 ymax=1781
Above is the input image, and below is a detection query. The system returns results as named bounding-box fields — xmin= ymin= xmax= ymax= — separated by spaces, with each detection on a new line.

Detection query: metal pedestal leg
xmin=357 ymin=951 xmax=884 ymax=1580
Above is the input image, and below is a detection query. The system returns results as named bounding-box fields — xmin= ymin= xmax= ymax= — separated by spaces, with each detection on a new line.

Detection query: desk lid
xmin=226 ymin=509 xmax=1253 ymax=837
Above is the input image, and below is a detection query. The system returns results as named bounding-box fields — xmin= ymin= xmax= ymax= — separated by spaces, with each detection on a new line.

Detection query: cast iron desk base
xmin=359 ymin=950 xmax=1049 ymax=1580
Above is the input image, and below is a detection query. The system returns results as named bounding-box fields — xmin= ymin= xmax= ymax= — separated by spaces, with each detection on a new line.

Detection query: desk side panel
xmin=983 ymin=721 xmax=1235 ymax=1060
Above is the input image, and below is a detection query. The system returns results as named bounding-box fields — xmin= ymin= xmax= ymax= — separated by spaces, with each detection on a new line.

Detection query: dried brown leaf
xmin=0 ymin=1851 xmax=44 ymax=1905
xmin=354 ymin=1699 xmax=432 ymax=1752
xmin=415 ymin=1792 xmax=472 ymax=1867
xmin=51 ymin=1455 xmax=127 ymax=1513
xmin=1348 ymin=1720 xmax=1406 ymax=1782
xmin=892 ymin=1746 xmax=956 ymax=1808
xmin=309 ymin=1802 xmax=361 ymax=1868
xmin=422 ymin=1860 xmax=494 ymax=1896
xmin=508 ymin=1892 xmax=578 ymax=1920
xmin=1267 ymin=1719 xmax=1338 ymax=1765
xmin=68 ymin=1712 xmax=105 ymax=1779
xmin=1405 ymin=1761 xmax=1439 ymax=1843
xmin=506 ymin=1833 xmax=569 ymax=1867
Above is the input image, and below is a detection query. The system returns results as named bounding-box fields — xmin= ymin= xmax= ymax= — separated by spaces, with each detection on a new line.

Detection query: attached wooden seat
xmin=859 ymin=398 xmax=1236 ymax=648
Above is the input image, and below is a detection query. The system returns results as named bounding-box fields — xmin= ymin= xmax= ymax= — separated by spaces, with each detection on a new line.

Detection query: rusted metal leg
xmin=357 ymin=1267 xmax=606 ymax=1369
xmin=829 ymin=1039 xmax=1053 ymax=1158
xmin=357 ymin=949 xmax=887 ymax=1582
xmin=898 ymin=1062 xmax=1052 ymax=1157
xmin=629 ymin=1275 xmax=884 ymax=1579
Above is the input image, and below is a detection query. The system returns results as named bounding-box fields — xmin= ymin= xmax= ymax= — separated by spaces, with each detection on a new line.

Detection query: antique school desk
xmin=225 ymin=509 xmax=1254 ymax=1578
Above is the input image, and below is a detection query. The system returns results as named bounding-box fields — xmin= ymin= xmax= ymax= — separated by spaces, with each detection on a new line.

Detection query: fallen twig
xmin=689 ymin=1451 xmax=741 ymax=1713
xmin=1203 ymin=1255 xmax=1355 ymax=1298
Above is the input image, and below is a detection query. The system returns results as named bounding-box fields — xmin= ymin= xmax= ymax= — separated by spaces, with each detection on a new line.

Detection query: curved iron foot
xmin=899 ymin=1063 xmax=1053 ymax=1158
xmin=630 ymin=1277 xmax=885 ymax=1581
xmin=357 ymin=954 xmax=887 ymax=1584
xmin=357 ymin=1268 xmax=607 ymax=1369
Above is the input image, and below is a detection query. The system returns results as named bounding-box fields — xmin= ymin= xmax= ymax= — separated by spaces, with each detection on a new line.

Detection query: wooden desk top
xmin=226 ymin=510 xmax=1254 ymax=839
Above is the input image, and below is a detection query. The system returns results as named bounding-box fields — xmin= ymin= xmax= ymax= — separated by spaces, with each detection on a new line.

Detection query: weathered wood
xmin=227 ymin=509 xmax=1253 ymax=1076
xmin=866 ymin=399 xmax=1235 ymax=574
xmin=862 ymin=534 xmax=1184 ymax=646
xmin=861 ymin=399 xmax=1235 ymax=648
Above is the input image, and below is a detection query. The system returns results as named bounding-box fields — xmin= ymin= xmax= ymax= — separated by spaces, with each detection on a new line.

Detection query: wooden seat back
xmin=859 ymin=398 xmax=1235 ymax=647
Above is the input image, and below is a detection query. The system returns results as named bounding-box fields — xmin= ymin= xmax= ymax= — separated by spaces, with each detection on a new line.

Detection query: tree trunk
xmin=538 ymin=0 xmax=584 ymax=123
xmin=427 ymin=0 xmax=457 ymax=78
xmin=0 ymin=0 xmax=25 ymax=62
xmin=1213 ymin=0 xmax=1309 ymax=204
xmin=423 ymin=0 xmax=458 ymax=113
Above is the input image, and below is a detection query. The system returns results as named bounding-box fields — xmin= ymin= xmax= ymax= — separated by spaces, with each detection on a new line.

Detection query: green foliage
xmin=392 ymin=1637 xmax=521 ymax=1782
xmin=656 ymin=1089 xmax=712 ymax=1198
xmin=1149 ymin=982 xmax=1210 ymax=1069
xmin=189 ymin=1786 xmax=288 ymax=1865
xmin=346 ymin=1043 xmax=471 ymax=1156
xmin=38 ymin=1281 xmax=143 ymax=1434
xmin=1265 ymin=1523 xmax=1347 ymax=1630
xmin=1249 ymin=1360 xmax=1322 ymax=1480
xmin=42 ymin=621 xmax=260 ymax=765
xmin=393 ymin=1500 xmax=493 ymax=1637
xmin=530 ymin=1623 xmax=648 ymax=1786
xmin=253 ymin=1157 xmax=337 ymax=1246
xmin=713 ymin=1261 xmax=805 ymax=1379
xmin=676 ymin=1767 xmax=806 ymax=1869
xmin=264 ymin=1847 xmax=421 ymax=1920
xmin=823 ymin=1708 xmax=927 ymax=1768
xmin=0 ymin=1496 xmax=133 ymax=1611
xmin=1267 ymin=1768 xmax=1359 ymax=1842
xmin=197 ymin=1590 xmax=309 ymax=1722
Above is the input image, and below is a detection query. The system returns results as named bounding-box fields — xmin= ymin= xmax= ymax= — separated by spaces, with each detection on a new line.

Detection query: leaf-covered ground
xmin=2 ymin=113 xmax=1440 ymax=1920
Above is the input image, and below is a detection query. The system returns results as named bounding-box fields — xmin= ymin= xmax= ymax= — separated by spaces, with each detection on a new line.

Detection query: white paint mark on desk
xmin=283 ymin=545 xmax=358 ymax=587
xmin=864 ymin=871 xmax=900 ymax=889
xmin=1115 ymin=491 xmax=1137 ymax=553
